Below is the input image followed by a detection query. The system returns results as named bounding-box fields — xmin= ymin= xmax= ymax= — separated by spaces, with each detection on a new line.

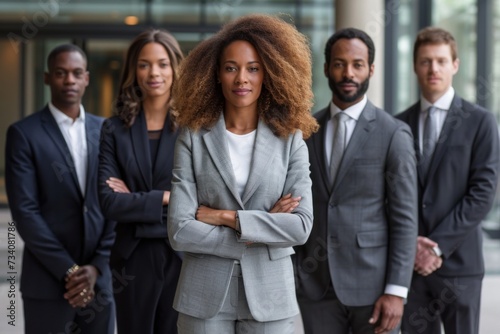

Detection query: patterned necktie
xmin=329 ymin=112 xmax=348 ymax=189
xmin=421 ymin=106 xmax=438 ymax=181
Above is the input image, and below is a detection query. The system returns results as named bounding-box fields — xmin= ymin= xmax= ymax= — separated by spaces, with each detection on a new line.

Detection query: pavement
xmin=0 ymin=209 xmax=499 ymax=333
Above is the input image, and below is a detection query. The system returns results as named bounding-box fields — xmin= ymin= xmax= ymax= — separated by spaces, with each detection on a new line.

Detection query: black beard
xmin=328 ymin=76 xmax=370 ymax=104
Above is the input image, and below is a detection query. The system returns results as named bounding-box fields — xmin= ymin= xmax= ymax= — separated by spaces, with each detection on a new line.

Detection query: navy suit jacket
xmin=396 ymin=95 xmax=500 ymax=276
xmin=98 ymin=111 xmax=179 ymax=261
xmin=5 ymin=106 xmax=115 ymax=299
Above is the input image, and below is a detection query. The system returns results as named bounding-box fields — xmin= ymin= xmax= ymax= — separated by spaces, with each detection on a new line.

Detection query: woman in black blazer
xmin=98 ymin=29 xmax=184 ymax=334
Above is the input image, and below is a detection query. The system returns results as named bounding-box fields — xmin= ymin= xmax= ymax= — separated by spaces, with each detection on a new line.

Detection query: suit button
xmin=84 ymin=205 xmax=88 ymax=213
xmin=422 ymin=203 xmax=427 ymax=209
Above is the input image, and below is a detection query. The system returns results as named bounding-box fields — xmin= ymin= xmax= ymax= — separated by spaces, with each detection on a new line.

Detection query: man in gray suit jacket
xmin=397 ymin=27 xmax=500 ymax=334
xmin=294 ymin=28 xmax=418 ymax=334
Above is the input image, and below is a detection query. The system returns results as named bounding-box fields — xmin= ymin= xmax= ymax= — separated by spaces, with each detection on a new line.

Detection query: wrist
xmin=432 ymin=246 xmax=442 ymax=257
xmin=162 ymin=191 xmax=170 ymax=205
xmin=234 ymin=211 xmax=241 ymax=236
xmin=66 ymin=264 xmax=80 ymax=277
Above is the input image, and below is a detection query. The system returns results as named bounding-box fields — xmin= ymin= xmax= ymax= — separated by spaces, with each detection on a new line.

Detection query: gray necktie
xmin=329 ymin=112 xmax=348 ymax=188
xmin=421 ymin=106 xmax=438 ymax=181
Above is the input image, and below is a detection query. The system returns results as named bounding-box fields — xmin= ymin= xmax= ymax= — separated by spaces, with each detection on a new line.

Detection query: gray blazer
xmin=294 ymin=101 xmax=418 ymax=306
xmin=167 ymin=114 xmax=314 ymax=321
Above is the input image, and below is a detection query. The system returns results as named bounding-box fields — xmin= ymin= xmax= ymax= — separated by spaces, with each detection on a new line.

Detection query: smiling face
xmin=135 ymin=42 xmax=173 ymax=100
xmin=218 ymin=40 xmax=264 ymax=113
xmin=44 ymin=51 xmax=89 ymax=112
xmin=324 ymin=38 xmax=374 ymax=110
xmin=414 ymin=43 xmax=459 ymax=103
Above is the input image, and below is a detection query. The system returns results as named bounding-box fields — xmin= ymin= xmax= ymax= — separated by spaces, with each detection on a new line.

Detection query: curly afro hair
xmin=172 ymin=14 xmax=318 ymax=138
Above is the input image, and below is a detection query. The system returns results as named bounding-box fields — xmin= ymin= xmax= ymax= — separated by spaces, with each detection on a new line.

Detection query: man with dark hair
xmin=294 ymin=27 xmax=418 ymax=334
xmin=5 ymin=44 xmax=115 ymax=333
xmin=397 ymin=26 xmax=500 ymax=334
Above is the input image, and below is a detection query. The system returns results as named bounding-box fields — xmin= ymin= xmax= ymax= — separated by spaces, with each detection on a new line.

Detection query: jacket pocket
xmin=356 ymin=230 xmax=388 ymax=248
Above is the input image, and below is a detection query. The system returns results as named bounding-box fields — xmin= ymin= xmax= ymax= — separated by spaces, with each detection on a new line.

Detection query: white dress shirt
xmin=324 ymin=95 xmax=408 ymax=299
xmin=226 ymin=129 xmax=256 ymax=198
xmin=49 ymin=102 xmax=88 ymax=195
xmin=325 ymin=95 xmax=367 ymax=167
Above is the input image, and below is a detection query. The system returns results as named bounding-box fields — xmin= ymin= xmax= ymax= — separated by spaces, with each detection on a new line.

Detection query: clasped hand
xmin=63 ymin=265 xmax=98 ymax=308
xmin=414 ymin=236 xmax=442 ymax=276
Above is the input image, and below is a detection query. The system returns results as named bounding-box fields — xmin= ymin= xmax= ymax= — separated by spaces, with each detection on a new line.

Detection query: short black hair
xmin=324 ymin=28 xmax=375 ymax=66
xmin=47 ymin=44 xmax=87 ymax=71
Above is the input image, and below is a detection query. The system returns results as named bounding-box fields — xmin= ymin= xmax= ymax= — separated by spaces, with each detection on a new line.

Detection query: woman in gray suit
xmin=168 ymin=14 xmax=318 ymax=334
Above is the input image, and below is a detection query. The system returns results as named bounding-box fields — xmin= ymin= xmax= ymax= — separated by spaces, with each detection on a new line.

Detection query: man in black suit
xmin=5 ymin=44 xmax=115 ymax=334
xmin=397 ymin=27 xmax=500 ymax=334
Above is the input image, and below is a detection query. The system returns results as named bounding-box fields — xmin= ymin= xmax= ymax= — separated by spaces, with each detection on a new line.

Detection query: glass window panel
xmin=151 ymin=3 xmax=202 ymax=25
xmin=395 ymin=0 xmax=419 ymax=113
xmin=205 ymin=3 xmax=296 ymax=24
xmin=301 ymin=5 xmax=334 ymax=111
xmin=492 ymin=2 xmax=500 ymax=121
xmin=0 ymin=0 xmax=147 ymax=24
xmin=433 ymin=0 xmax=477 ymax=103
xmin=0 ymin=39 xmax=21 ymax=206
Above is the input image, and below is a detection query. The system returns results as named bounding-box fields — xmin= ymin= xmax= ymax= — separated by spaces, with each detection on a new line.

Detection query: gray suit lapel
xmin=241 ymin=120 xmax=276 ymax=205
xmin=332 ymin=102 xmax=376 ymax=192
xmin=203 ymin=114 xmax=243 ymax=207
xmin=314 ymin=109 xmax=333 ymax=195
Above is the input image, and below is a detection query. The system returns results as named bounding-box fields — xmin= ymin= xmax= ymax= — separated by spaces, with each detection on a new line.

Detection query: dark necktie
xmin=329 ymin=112 xmax=348 ymax=189
xmin=421 ymin=106 xmax=438 ymax=181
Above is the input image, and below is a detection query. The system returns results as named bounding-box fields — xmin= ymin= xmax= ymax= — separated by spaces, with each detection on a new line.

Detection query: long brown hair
xmin=115 ymin=29 xmax=184 ymax=127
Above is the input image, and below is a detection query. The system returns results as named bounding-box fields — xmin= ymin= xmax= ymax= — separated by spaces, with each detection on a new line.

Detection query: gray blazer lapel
xmin=333 ymin=102 xmax=376 ymax=192
xmin=241 ymin=120 xmax=276 ymax=205
xmin=203 ymin=114 xmax=243 ymax=206
xmin=314 ymin=109 xmax=333 ymax=194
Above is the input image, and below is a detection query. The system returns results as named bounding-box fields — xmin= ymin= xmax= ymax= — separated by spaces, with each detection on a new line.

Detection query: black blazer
xmin=5 ymin=106 xmax=115 ymax=299
xmin=98 ymin=111 xmax=178 ymax=261
xmin=396 ymin=95 xmax=500 ymax=276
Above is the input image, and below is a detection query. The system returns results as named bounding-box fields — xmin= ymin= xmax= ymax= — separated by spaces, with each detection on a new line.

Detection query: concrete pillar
xmin=335 ymin=0 xmax=385 ymax=108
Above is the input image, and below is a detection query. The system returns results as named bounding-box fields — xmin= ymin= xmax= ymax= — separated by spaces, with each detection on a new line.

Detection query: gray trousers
xmin=177 ymin=263 xmax=296 ymax=334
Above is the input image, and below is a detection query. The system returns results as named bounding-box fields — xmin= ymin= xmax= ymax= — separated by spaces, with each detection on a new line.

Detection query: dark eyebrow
xmin=223 ymin=60 xmax=261 ymax=65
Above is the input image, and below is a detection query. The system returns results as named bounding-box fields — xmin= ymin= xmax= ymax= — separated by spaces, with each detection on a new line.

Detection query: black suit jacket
xmin=396 ymin=95 xmax=500 ymax=276
xmin=5 ymin=106 xmax=115 ymax=299
xmin=98 ymin=111 xmax=178 ymax=261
